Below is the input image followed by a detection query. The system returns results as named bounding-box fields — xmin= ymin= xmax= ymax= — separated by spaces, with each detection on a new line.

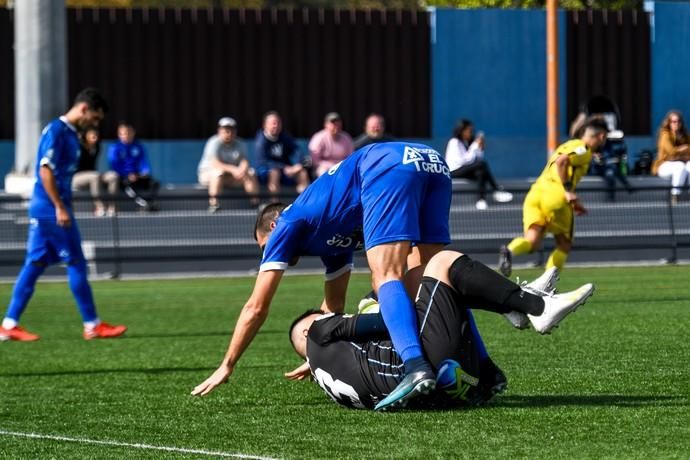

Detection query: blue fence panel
xmin=0 ymin=141 xmax=13 ymax=179
xmin=430 ymin=8 xmax=567 ymax=177
xmin=652 ymin=1 xmax=690 ymax=131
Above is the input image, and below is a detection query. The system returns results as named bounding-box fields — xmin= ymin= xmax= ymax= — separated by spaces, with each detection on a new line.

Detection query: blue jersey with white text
xmin=260 ymin=142 xmax=451 ymax=277
xmin=29 ymin=117 xmax=82 ymax=219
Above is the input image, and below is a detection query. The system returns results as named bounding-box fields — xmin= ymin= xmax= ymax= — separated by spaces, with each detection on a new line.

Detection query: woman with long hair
xmin=444 ymin=119 xmax=512 ymax=210
xmin=653 ymin=110 xmax=690 ymax=203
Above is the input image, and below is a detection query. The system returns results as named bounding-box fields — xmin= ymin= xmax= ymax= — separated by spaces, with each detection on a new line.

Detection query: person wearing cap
xmin=198 ymin=117 xmax=259 ymax=212
xmin=308 ymin=112 xmax=354 ymax=178
xmin=255 ymin=111 xmax=310 ymax=198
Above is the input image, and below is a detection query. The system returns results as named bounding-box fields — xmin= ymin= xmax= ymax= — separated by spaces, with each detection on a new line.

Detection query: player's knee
xmin=424 ymin=250 xmax=464 ymax=282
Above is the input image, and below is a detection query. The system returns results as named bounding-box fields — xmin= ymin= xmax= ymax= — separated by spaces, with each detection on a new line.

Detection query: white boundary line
xmin=0 ymin=429 xmax=278 ymax=459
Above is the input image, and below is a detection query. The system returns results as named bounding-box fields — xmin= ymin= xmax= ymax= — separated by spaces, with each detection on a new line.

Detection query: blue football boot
xmin=374 ymin=364 xmax=436 ymax=412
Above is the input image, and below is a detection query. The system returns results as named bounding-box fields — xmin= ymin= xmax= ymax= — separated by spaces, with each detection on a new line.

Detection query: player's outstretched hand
xmin=191 ymin=364 xmax=233 ymax=396
xmin=284 ymin=362 xmax=311 ymax=381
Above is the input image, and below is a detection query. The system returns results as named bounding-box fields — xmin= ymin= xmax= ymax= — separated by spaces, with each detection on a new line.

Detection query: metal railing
xmin=0 ymin=185 xmax=688 ymax=276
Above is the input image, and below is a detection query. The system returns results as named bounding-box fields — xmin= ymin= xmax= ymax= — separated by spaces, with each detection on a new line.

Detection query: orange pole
xmin=547 ymin=0 xmax=559 ymax=154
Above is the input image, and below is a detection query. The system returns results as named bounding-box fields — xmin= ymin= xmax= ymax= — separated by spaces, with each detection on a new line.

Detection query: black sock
xmin=449 ymin=255 xmax=544 ymax=316
xmin=404 ymin=356 xmax=432 ymax=376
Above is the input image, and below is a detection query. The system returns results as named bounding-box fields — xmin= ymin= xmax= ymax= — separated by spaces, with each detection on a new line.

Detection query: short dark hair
xmin=288 ymin=308 xmax=322 ymax=354
xmin=254 ymin=202 xmax=288 ymax=240
xmin=73 ymin=88 xmax=108 ymax=113
xmin=263 ymin=110 xmax=281 ymax=123
xmin=452 ymin=119 xmax=473 ymax=140
xmin=582 ymin=116 xmax=609 ymax=134
xmin=117 ymin=120 xmax=134 ymax=129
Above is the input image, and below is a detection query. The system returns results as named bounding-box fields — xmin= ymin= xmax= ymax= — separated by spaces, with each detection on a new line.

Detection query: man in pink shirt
xmin=308 ymin=112 xmax=354 ymax=177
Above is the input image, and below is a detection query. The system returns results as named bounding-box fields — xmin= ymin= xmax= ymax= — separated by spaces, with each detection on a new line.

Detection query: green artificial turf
xmin=0 ymin=266 xmax=689 ymax=459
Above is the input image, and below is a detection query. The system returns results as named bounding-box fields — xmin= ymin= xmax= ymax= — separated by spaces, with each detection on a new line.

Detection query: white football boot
xmin=503 ymin=267 xmax=559 ymax=329
xmin=528 ymin=283 xmax=595 ymax=334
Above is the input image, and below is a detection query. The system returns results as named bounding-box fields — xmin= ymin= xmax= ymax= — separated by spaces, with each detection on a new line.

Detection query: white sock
xmin=83 ymin=319 xmax=101 ymax=330
xmin=2 ymin=318 xmax=18 ymax=329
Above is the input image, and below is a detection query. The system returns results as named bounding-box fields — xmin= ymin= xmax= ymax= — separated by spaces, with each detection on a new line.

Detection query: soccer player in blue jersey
xmin=0 ymin=88 xmax=127 ymax=342
xmin=192 ymin=142 xmax=452 ymax=410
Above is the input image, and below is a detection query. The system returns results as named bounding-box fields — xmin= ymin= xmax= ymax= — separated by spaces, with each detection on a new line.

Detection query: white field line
xmin=0 ymin=429 xmax=278 ymax=459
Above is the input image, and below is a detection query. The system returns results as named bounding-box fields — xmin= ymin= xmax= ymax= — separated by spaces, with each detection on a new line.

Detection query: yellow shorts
xmin=522 ymin=184 xmax=574 ymax=240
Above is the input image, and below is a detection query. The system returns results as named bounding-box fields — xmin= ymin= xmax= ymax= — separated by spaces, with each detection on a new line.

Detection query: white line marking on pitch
xmin=0 ymin=429 xmax=278 ymax=459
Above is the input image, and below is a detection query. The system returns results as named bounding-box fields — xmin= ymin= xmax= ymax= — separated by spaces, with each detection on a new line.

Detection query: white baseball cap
xmin=218 ymin=117 xmax=237 ymax=128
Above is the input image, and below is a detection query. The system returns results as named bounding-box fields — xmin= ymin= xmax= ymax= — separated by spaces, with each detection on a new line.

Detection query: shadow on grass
xmin=25 ymin=329 xmax=288 ymax=341
xmin=117 ymin=329 xmax=286 ymax=339
xmin=491 ymin=394 xmax=688 ymax=408
xmin=0 ymin=364 xmax=278 ymax=378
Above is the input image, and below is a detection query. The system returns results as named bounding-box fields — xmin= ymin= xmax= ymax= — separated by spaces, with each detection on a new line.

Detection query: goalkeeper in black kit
xmin=288 ymin=251 xmax=594 ymax=410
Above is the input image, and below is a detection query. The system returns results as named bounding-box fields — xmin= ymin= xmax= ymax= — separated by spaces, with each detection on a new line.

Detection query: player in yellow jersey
xmin=499 ymin=117 xmax=608 ymax=277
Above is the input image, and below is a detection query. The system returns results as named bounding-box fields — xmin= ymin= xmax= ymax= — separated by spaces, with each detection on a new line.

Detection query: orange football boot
xmin=83 ymin=322 xmax=127 ymax=340
xmin=0 ymin=325 xmax=40 ymax=342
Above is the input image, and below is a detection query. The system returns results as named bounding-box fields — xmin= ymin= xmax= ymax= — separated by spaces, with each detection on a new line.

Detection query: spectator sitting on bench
xmin=652 ymin=110 xmax=690 ymax=204
xmin=198 ymin=117 xmax=259 ymax=212
xmin=73 ymin=128 xmax=119 ymax=216
xmin=255 ymin=111 xmax=310 ymax=199
xmin=108 ymin=121 xmax=159 ymax=212
xmin=308 ymin=112 xmax=354 ymax=178
xmin=444 ymin=119 xmax=513 ymax=210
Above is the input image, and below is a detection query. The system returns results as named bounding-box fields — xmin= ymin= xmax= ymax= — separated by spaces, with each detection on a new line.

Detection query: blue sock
xmin=378 ymin=280 xmax=423 ymax=364
xmin=5 ymin=261 xmax=45 ymax=321
xmin=467 ymin=310 xmax=489 ymax=361
xmin=67 ymin=261 xmax=98 ymax=323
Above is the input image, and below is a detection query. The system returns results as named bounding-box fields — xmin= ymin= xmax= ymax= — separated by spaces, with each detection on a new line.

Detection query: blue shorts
xmin=26 ymin=218 xmax=86 ymax=265
xmin=360 ymin=155 xmax=452 ymax=250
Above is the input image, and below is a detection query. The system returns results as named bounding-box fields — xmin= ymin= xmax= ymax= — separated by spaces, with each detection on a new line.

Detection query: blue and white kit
xmin=260 ymin=142 xmax=452 ymax=277
xmin=28 ymin=116 xmax=86 ymax=265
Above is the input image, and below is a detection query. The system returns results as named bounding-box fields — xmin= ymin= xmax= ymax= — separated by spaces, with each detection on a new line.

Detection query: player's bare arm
xmin=191 ymin=269 xmax=284 ymax=396
xmin=39 ymin=165 xmax=71 ymax=227
xmin=320 ymin=270 xmax=350 ymax=313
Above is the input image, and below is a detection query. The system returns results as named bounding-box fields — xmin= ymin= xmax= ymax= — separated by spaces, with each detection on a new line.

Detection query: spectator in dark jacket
xmin=255 ymin=111 xmax=310 ymax=197
xmin=352 ymin=113 xmax=394 ymax=150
